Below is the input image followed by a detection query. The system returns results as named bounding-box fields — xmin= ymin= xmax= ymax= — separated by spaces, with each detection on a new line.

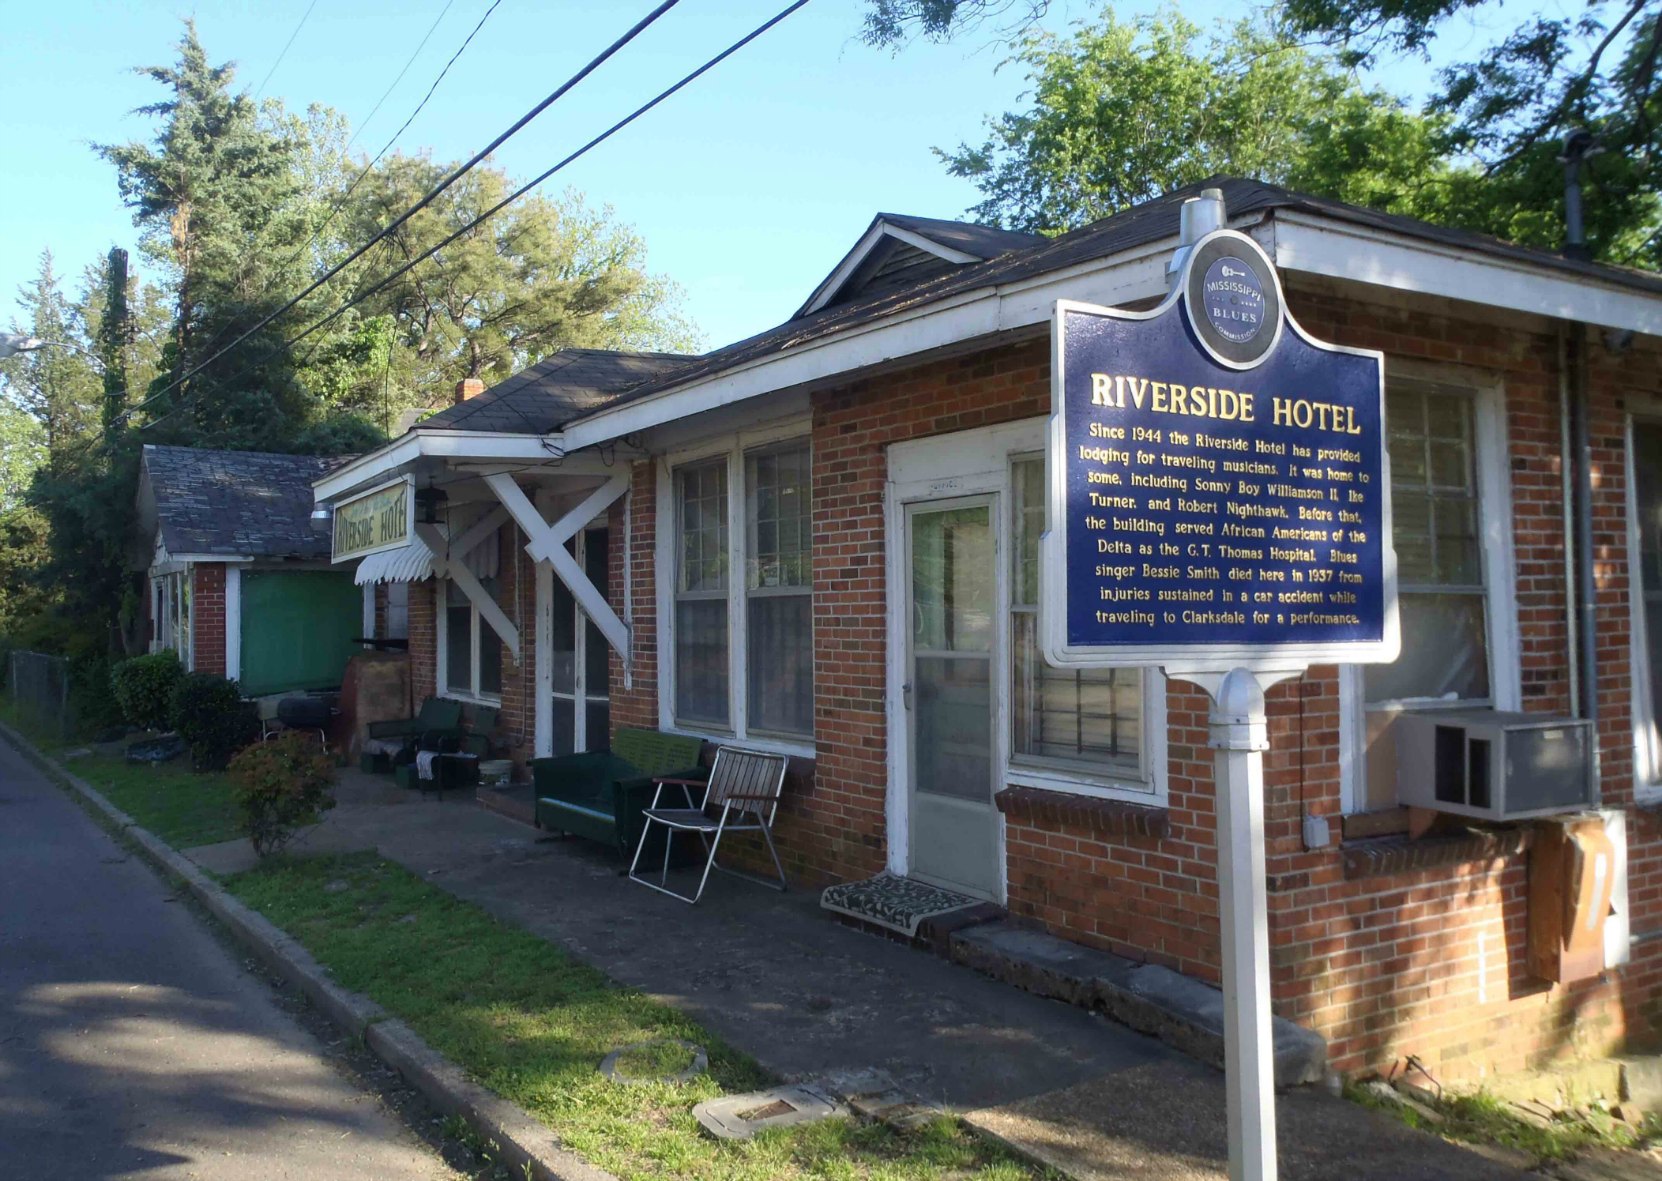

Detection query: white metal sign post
xmin=1042 ymin=192 xmax=1398 ymax=1181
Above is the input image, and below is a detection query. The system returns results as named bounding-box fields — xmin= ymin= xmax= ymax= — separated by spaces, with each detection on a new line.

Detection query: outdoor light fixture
xmin=309 ymin=504 xmax=332 ymax=533
xmin=415 ymin=485 xmax=447 ymax=525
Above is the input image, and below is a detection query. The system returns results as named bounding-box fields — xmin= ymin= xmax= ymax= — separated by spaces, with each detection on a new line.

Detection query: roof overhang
xmin=563 ymin=207 xmax=1662 ymax=452
xmin=1264 ymin=210 xmax=1662 ymax=337
xmin=313 ymin=428 xmax=642 ymax=504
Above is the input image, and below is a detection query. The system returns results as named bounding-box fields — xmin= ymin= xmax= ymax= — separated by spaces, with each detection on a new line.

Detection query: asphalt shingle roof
xmin=142 ymin=444 xmax=353 ymax=560
xmin=417 ymin=349 xmax=694 ymax=435
xmin=567 ymin=177 xmax=1662 ymax=427
xmin=876 ymin=212 xmax=1044 ymax=260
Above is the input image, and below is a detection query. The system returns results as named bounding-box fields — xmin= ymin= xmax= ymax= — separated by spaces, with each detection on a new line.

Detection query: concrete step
xmin=948 ymin=920 xmax=1328 ymax=1088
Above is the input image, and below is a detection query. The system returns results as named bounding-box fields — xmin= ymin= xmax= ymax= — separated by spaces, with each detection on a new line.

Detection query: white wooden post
xmin=1169 ymin=665 xmax=1302 ymax=1181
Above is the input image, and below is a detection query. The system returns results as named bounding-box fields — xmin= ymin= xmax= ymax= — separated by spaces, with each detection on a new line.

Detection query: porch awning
xmin=352 ymin=520 xmax=501 ymax=586
xmin=354 ymin=540 xmax=434 ymax=585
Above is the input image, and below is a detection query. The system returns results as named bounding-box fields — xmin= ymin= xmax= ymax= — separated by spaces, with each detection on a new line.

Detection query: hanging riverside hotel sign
xmin=1042 ymin=228 xmax=1398 ymax=670
xmin=331 ymin=475 xmax=414 ymax=563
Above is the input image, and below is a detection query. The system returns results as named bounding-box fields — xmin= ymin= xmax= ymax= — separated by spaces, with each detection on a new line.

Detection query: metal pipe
xmin=1569 ymin=326 xmax=1600 ymax=728
xmin=1559 ymin=327 xmax=1580 ymax=717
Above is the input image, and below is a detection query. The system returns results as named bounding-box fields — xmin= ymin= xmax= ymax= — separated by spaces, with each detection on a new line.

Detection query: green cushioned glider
xmin=531 ymin=729 xmax=707 ymax=860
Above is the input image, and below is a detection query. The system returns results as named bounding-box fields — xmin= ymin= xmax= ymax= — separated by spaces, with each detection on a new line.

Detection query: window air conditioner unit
xmin=1394 ymin=710 xmax=1595 ymax=821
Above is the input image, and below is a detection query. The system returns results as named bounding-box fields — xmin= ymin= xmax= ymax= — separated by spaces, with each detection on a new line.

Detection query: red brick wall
xmin=610 ymin=464 xmax=659 ymax=733
xmin=408 ymin=578 xmax=436 ymax=705
xmin=191 ymin=562 xmax=226 ymax=676
xmin=494 ymin=519 xmax=535 ymax=768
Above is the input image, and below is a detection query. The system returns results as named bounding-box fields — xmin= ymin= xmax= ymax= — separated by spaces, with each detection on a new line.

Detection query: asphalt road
xmin=0 ymin=736 xmax=457 ymax=1180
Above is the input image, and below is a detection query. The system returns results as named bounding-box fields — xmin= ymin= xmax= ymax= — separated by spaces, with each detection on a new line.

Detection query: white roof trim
xmin=1267 ymin=211 xmax=1662 ymax=336
xmin=314 ymin=430 xmax=559 ymax=503
xmin=568 ymin=208 xmax=1662 ymax=451
xmin=799 ymin=219 xmax=983 ymax=317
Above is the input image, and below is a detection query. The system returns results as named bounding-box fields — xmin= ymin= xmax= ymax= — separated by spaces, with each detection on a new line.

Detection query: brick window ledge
xmin=994 ymin=785 xmax=1168 ymax=838
xmin=1340 ymin=827 xmax=1533 ymax=880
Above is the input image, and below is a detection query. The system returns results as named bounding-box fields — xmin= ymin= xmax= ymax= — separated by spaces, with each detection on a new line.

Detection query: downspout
xmin=1559 ymin=328 xmax=1581 ymax=718
xmin=1569 ymin=324 xmax=1601 ymax=741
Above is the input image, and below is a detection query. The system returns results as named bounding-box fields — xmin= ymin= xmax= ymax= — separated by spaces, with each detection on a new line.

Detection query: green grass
xmin=72 ymin=754 xmax=243 ymax=848
xmin=1349 ymin=1080 xmax=1662 ymax=1164
xmin=226 ymin=852 xmax=1051 ymax=1181
xmin=0 ymin=696 xmax=72 ymax=751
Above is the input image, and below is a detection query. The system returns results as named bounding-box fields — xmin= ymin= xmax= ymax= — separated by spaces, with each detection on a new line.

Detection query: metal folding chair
xmin=627 ymin=746 xmax=789 ymax=904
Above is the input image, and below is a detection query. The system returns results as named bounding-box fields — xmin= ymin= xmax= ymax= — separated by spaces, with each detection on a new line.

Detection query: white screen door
xmin=906 ymin=497 xmax=1000 ymax=899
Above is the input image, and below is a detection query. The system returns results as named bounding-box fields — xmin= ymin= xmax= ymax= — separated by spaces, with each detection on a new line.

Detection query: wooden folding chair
xmin=627 ymin=746 xmax=789 ymax=904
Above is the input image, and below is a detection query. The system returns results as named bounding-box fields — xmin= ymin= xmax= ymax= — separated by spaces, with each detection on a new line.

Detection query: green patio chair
xmin=367 ymin=696 xmax=464 ymax=758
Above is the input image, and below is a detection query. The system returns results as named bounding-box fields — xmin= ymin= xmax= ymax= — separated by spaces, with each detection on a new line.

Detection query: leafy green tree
xmin=94 ymin=21 xmax=362 ymax=450
xmin=331 ymin=156 xmax=698 ymax=420
xmin=0 ymin=252 xmax=103 ymax=451
xmin=938 ymin=10 xmax=1466 ymax=234
xmin=0 ymin=405 xmax=44 ymax=512
xmin=862 ymin=0 xmax=1049 ymax=47
xmin=1280 ymin=0 xmax=1662 ymax=265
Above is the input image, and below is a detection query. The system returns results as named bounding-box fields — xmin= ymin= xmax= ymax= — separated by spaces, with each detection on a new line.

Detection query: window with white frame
xmin=1356 ymin=376 xmax=1498 ymax=811
xmin=443 ymin=577 xmax=503 ymax=700
xmin=1009 ymin=457 xmax=1143 ymax=779
xmin=384 ymin=582 xmax=409 ymax=641
xmin=151 ymin=569 xmax=192 ymax=666
xmin=670 ymin=439 xmax=813 ymax=743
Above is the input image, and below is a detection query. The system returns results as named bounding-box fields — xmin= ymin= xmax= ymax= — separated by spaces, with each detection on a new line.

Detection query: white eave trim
xmin=568 ymin=230 xmax=1189 ymax=451
xmin=1268 ymin=211 xmax=1662 ymax=336
xmin=314 ymin=430 xmax=561 ymax=503
xmin=799 ymin=219 xmax=984 ymax=318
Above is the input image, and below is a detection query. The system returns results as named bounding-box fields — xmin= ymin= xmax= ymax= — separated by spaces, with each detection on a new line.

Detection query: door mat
xmin=820 ymin=873 xmax=980 ymax=937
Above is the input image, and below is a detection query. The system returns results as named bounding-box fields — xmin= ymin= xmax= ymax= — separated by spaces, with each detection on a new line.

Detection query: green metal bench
xmin=531 ymin=728 xmax=706 ymax=859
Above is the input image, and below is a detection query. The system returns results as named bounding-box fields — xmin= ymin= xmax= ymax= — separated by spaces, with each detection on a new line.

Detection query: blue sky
xmin=0 ymin=1 xmax=1451 ymax=351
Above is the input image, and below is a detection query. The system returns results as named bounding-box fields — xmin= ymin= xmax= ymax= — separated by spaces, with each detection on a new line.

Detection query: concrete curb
xmin=0 ymin=723 xmax=618 ymax=1181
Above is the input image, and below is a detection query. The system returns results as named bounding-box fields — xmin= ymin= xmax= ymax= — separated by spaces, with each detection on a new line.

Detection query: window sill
xmin=1006 ymin=764 xmax=1155 ymax=802
xmin=994 ymin=785 xmax=1167 ymax=838
xmin=665 ymin=726 xmax=815 ymax=761
xmin=441 ymin=691 xmax=502 ymax=708
xmin=1339 ymin=826 xmax=1532 ymax=880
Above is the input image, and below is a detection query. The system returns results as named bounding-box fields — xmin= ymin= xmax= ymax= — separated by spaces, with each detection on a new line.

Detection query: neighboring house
xmin=315 ymin=182 xmax=1662 ymax=1084
xmin=136 ymin=444 xmax=363 ymax=698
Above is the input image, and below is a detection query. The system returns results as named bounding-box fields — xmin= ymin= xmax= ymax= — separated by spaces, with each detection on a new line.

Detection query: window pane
xmin=678 ymin=461 xmax=728 ymax=593
xmin=385 ymin=582 xmax=409 ymax=640
xmin=1367 ymin=380 xmax=1488 ymax=708
xmin=1632 ymin=422 xmax=1662 ymax=764
xmin=675 ymin=599 xmax=729 ymax=725
xmin=584 ymin=529 xmax=611 ymax=698
xmin=748 ymin=594 xmax=812 ymax=736
xmin=586 ymin=701 xmax=611 ymax=753
xmin=1364 ymin=591 xmax=1490 ymax=702
xmin=747 ymin=446 xmax=810 ymax=589
xmin=550 ymin=572 xmax=576 ymax=695
xmin=912 ymin=506 xmax=993 ymax=652
xmin=1012 ymin=611 xmax=1140 ymax=772
xmin=478 ymin=576 xmax=502 ymax=696
xmin=1012 ymin=458 xmax=1044 ymax=606
xmin=445 ymin=600 xmax=471 ymax=694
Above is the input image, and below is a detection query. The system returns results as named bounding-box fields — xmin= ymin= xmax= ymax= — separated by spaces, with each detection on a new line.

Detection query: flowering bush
xmin=227 ymin=732 xmax=337 ymax=857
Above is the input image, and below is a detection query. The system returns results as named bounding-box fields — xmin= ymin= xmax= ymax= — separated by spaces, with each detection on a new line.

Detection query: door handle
xmin=902 ymin=682 xmax=913 ymax=711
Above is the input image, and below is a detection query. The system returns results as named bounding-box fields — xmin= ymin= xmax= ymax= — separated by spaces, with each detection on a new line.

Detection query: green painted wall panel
xmin=239 ymin=571 xmax=361 ymax=696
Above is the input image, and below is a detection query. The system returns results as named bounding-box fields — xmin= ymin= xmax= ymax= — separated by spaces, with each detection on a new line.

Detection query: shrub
xmin=110 ymin=651 xmax=184 ymax=731
xmin=169 ymin=672 xmax=259 ymax=771
xmin=69 ymin=651 xmax=124 ymax=735
xmin=228 ymin=732 xmax=337 ymax=857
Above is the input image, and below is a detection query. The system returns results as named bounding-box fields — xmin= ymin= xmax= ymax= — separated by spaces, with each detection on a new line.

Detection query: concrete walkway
xmin=0 ymin=743 xmax=458 ymax=1181
xmin=186 ymin=771 xmax=1537 ymax=1181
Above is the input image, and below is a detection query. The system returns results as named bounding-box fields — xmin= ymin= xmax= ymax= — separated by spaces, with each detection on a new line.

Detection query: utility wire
xmin=117 ymin=0 xmax=680 ymax=428
xmin=342 ymin=0 xmax=459 ymax=156
xmin=254 ymin=0 xmax=323 ymax=100
xmin=140 ymin=0 xmax=814 ymax=438
xmin=286 ymin=1 xmax=812 ymax=361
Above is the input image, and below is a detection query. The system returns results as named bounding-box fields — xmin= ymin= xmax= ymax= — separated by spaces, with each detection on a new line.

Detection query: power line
xmin=342 ymin=0 xmax=459 ymax=157
xmin=118 ymin=0 xmax=680 ymax=428
xmin=140 ymin=0 xmax=815 ymax=440
xmin=285 ymin=1 xmax=812 ymax=363
xmin=254 ymin=0 xmax=323 ymax=100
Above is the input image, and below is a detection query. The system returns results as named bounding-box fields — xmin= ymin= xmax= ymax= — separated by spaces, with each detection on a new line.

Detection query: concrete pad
xmin=693 ymin=1085 xmax=844 ymax=1140
xmin=966 ymin=1063 xmax=1536 ymax=1181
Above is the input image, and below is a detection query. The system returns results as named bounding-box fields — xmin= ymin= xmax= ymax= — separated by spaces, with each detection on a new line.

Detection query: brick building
xmin=136 ymin=444 xmax=365 ymax=698
xmin=319 ymin=179 xmax=1662 ymax=1083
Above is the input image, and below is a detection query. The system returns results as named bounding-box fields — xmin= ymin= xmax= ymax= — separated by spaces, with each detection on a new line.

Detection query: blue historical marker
xmin=1042 ymin=226 xmax=1398 ymax=671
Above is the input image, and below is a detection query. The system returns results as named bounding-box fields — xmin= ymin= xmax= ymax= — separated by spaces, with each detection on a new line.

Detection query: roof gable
xmin=139 ymin=444 xmax=353 ymax=561
xmin=797 ymin=214 xmax=1042 ymax=318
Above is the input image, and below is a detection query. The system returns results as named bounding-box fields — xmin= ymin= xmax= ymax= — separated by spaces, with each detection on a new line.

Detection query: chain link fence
xmin=6 ymin=650 xmax=73 ymax=741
